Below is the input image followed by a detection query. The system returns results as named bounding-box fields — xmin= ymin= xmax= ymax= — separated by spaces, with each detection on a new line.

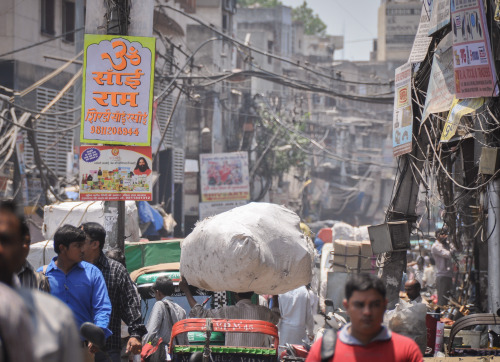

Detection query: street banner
xmin=428 ymin=0 xmax=451 ymax=36
xmin=440 ymin=97 xmax=484 ymax=142
xmin=199 ymin=200 xmax=248 ymax=220
xmin=451 ymin=0 xmax=498 ymax=98
xmin=79 ymin=145 xmax=152 ymax=201
xmin=200 ymin=152 xmax=250 ymax=202
xmin=80 ymin=34 xmax=155 ymax=146
xmin=409 ymin=1 xmax=433 ymax=63
xmin=393 ymin=63 xmax=413 ymax=157
xmin=422 ymin=33 xmax=455 ymax=121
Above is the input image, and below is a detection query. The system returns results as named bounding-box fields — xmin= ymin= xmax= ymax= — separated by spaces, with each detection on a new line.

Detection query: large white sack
xmin=42 ymin=201 xmax=140 ymax=244
xmin=180 ymin=202 xmax=314 ymax=295
xmin=353 ymin=225 xmax=370 ymax=241
xmin=331 ymin=222 xmax=354 ymax=242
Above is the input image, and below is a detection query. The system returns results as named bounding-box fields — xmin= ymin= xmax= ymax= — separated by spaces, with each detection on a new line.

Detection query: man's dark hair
xmin=134 ymin=157 xmax=150 ymax=172
xmin=53 ymin=225 xmax=86 ymax=254
xmin=429 ymin=257 xmax=435 ymax=266
xmin=0 ymin=200 xmax=29 ymax=243
xmin=80 ymin=222 xmax=106 ymax=250
xmin=105 ymin=248 xmax=126 ymax=267
xmin=345 ymin=273 xmax=386 ymax=301
xmin=153 ymin=276 xmax=174 ymax=296
xmin=235 ymin=292 xmax=254 ymax=300
xmin=435 ymin=228 xmax=448 ymax=238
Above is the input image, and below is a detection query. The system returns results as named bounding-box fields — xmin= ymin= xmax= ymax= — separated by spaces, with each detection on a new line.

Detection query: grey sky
xmin=283 ymin=0 xmax=380 ymax=61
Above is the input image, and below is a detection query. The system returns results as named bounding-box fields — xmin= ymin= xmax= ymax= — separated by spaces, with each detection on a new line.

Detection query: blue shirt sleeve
xmin=90 ymin=267 xmax=113 ymax=339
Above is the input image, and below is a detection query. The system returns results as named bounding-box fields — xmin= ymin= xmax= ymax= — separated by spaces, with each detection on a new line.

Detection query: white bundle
xmin=180 ymin=202 xmax=314 ymax=294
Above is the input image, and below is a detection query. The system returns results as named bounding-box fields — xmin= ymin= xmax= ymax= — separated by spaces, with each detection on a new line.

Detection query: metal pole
xmin=488 ymin=178 xmax=500 ymax=318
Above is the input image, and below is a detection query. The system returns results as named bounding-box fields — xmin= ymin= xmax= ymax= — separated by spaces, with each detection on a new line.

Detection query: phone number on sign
xmin=90 ymin=125 xmax=140 ymax=136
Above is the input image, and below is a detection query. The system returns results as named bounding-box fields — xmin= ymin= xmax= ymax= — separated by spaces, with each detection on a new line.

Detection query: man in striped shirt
xmin=179 ymin=277 xmax=280 ymax=347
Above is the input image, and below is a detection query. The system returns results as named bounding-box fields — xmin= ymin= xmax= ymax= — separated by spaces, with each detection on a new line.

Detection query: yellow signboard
xmin=440 ymin=97 xmax=484 ymax=142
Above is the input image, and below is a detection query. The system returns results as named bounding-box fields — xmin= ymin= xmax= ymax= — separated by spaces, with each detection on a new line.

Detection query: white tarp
xmin=42 ymin=201 xmax=141 ymax=243
xmin=27 ymin=240 xmax=57 ymax=269
xmin=180 ymin=202 xmax=314 ymax=295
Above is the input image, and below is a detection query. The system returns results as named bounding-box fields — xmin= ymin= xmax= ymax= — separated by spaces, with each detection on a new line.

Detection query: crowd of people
xmin=0 ymin=199 xmax=424 ymax=362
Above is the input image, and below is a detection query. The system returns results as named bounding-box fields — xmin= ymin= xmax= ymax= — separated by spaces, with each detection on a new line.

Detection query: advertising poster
xmin=440 ymin=97 xmax=484 ymax=142
xmin=81 ymin=34 xmax=155 ymax=146
xmin=422 ymin=34 xmax=455 ymax=121
xmin=80 ymin=146 xmax=152 ymax=201
xmin=200 ymin=152 xmax=250 ymax=202
xmin=393 ymin=63 xmax=413 ymax=157
xmin=199 ymin=200 xmax=248 ymax=220
xmin=409 ymin=1 xmax=433 ymax=63
xmin=451 ymin=0 xmax=498 ymax=98
xmin=428 ymin=0 xmax=451 ymax=35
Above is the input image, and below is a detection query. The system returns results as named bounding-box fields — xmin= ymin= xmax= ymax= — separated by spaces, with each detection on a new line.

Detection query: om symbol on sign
xmin=101 ymin=40 xmax=141 ymax=71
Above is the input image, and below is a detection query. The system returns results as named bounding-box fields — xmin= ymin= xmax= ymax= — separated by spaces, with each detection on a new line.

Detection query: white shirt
xmin=278 ymin=286 xmax=314 ymax=342
xmin=423 ymin=265 xmax=436 ymax=287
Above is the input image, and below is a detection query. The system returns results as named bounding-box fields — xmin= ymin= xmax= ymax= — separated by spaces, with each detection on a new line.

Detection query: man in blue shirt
xmin=39 ymin=224 xmax=112 ymax=356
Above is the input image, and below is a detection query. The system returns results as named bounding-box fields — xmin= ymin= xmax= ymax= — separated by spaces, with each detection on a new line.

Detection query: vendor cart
xmin=169 ymin=318 xmax=279 ymax=362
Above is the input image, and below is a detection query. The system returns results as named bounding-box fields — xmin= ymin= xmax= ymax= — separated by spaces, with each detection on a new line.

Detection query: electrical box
xmin=479 ymin=147 xmax=500 ymax=175
xmin=367 ymin=221 xmax=411 ymax=255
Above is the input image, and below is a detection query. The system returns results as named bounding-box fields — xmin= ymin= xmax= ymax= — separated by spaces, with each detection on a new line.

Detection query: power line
xmin=0 ymin=27 xmax=85 ymax=58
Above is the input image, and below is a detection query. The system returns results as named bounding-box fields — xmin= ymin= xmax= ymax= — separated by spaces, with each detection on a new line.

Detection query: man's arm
xmin=179 ymin=277 xmax=198 ymax=309
xmin=117 ymin=266 xmax=146 ymax=354
xmin=90 ymin=268 xmax=113 ymax=339
xmin=432 ymin=243 xmax=452 ymax=259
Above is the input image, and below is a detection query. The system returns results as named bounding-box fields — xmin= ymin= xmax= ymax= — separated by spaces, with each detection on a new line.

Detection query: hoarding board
xmin=440 ymin=97 xmax=484 ymax=142
xmin=409 ymin=1 xmax=433 ymax=63
xmin=422 ymin=33 xmax=455 ymax=121
xmin=199 ymin=200 xmax=248 ymax=220
xmin=451 ymin=0 xmax=498 ymax=98
xmin=79 ymin=146 xmax=152 ymax=201
xmin=428 ymin=0 xmax=451 ymax=36
xmin=393 ymin=63 xmax=413 ymax=157
xmin=200 ymin=152 xmax=250 ymax=202
xmin=81 ymin=34 xmax=155 ymax=145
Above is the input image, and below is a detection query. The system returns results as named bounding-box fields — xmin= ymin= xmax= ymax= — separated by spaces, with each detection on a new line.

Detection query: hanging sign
xmin=451 ymin=0 xmax=498 ymax=98
xmin=422 ymin=33 xmax=455 ymax=121
xmin=428 ymin=0 xmax=451 ymax=36
xmin=409 ymin=1 xmax=433 ymax=63
xmin=79 ymin=146 xmax=152 ymax=201
xmin=81 ymin=34 xmax=155 ymax=146
xmin=393 ymin=63 xmax=413 ymax=157
xmin=440 ymin=97 xmax=484 ymax=142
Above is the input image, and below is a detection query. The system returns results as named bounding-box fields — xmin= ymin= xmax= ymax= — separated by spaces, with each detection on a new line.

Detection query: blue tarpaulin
xmin=137 ymin=201 xmax=164 ymax=231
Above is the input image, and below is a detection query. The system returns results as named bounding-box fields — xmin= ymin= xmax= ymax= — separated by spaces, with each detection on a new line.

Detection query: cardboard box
xmin=331 ymin=240 xmax=360 ymax=273
xmin=359 ymin=240 xmax=374 ymax=272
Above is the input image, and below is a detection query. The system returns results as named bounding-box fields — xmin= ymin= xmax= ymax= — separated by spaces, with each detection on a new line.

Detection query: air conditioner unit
xmin=479 ymin=147 xmax=500 ymax=175
xmin=367 ymin=221 xmax=411 ymax=255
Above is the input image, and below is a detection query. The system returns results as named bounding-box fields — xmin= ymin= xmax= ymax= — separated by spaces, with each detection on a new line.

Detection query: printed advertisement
xmin=199 ymin=200 xmax=248 ymax=220
xmin=409 ymin=1 xmax=433 ymax=63
xmin=393 ymin=63 xmax=413 ymax=157
xmin=428 ymin=0 xmax=451 ymax=35
xmin=79 ymin=146 xmax=152 ymax=201
xmin=81 ymin=34 xmax=155 ymax=145
xmin=422 ymin=33 xmax=455 ymax=121
xmin=440 ymin=97 xmax=484 ymax=142
xmin=451 ymin=0 xmax=498 ymax=98
xmin=200 ymin=152 xmax=250 ymax=202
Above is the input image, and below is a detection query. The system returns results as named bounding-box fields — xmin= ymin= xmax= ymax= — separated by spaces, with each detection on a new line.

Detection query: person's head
xmin=343 ymin=274 xmax=387 ymax=340
xmin=105 ymin=248 xmax=126 ymax=267
xmin=235 ymin=292 xmax=254 ymax=301
xmin=416 ymin=256 xmax=424 ymax=270
xmin=135 ymin=157 xmax=150 ymax=172
xmin=80 ymin=222 xmax=106 ymax=262
xmin=404 ymin=279 xmax=421 ymax=301
xmin=435 ymin=228 xmax=448 ymax=243
xmin=53 ymin=225 xmax=86 ymax=264
xmin=0 ymin=200 xmax=30 ymax=284
xmin=429 ymin=257 xmax=435 ymax=266
xmin=153 ymin=276 xmax=175 ymax=300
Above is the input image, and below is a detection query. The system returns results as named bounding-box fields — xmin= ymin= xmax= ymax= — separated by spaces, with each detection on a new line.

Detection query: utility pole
xmin=488 ymin=178 xmax=500 ymax=320
xmin=83 ymin=0 xmax=154 ymax=250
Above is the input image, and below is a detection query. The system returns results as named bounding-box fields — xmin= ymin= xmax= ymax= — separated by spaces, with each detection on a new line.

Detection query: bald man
xmin=404 ymin=280 xmax=422 ymax=303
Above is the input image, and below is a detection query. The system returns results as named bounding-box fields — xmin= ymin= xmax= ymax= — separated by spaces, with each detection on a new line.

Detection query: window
xmin=267 ymin=40 xmax=273 ymax=65
xmin=63 ymin=1 xmax=75 ymax=42
xmin=41 ymin=0 xmax=55 ymax=35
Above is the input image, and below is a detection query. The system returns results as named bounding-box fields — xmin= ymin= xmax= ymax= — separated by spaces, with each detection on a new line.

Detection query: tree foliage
xmin=292 ymin=1 xmax=327 ymax=35
xmin=237 ymin=0 xmax=282 ymax=7
xmin=238 ymin=0 xmax=327 ymax=36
